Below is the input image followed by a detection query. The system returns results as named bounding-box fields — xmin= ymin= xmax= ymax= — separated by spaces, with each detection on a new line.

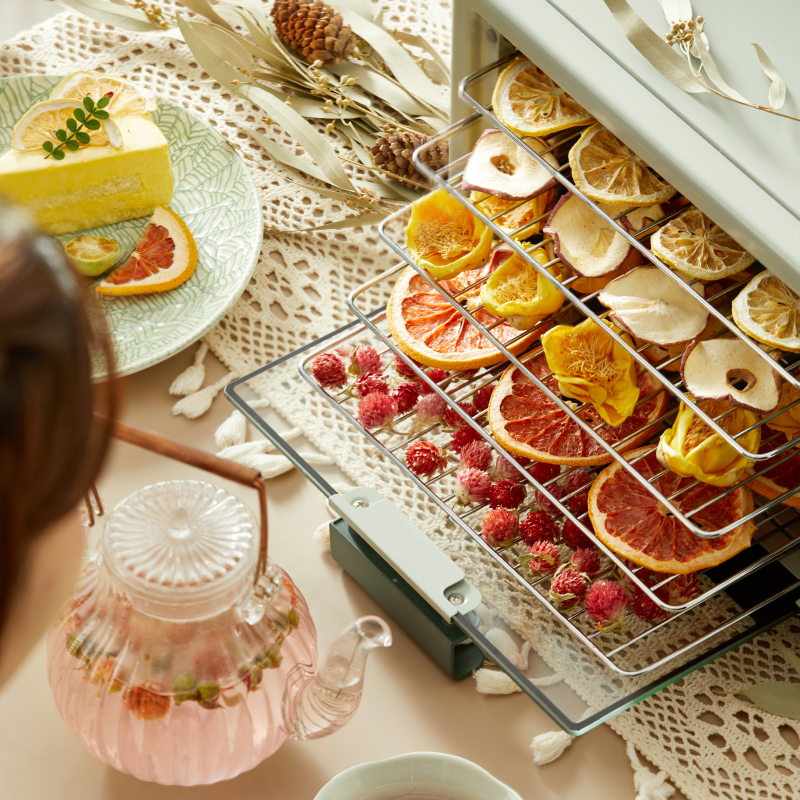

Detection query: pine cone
xmin=370 ymin=131 xmax=449 ymax=189
xmin=272 ymin=0 xmax=357 ymax=65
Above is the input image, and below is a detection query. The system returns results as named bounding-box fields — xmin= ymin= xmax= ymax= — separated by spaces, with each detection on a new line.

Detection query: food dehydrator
xmin=227 ymin=0 xmax=800 ymax=734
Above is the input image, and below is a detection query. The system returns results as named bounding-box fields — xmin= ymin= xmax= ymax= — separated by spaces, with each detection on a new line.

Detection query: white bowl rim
xmin=313 ymin=751 xmax=523 ymax=800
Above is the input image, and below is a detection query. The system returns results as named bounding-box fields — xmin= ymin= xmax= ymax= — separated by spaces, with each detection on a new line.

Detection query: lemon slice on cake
xmin=50 ymin=71 xmax=157 ymax=116
xmin=732 ymin=271 xmax=800 ymax=352
xmin=569 ymin=123 xmax=676 ymax=206
xmin=11 ymin=99 xmax=122 ymax=151
xmin=493 ymin=57 xmax=594 ymax=137
xmin=651 ymin=207 xmax=754 ymax=280
xmin=97 ymin=206 xmax=197 ymax=296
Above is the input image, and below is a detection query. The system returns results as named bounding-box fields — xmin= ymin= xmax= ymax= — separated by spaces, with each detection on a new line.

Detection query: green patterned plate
xmin=0 ymin=75 xmax=263 ymax=378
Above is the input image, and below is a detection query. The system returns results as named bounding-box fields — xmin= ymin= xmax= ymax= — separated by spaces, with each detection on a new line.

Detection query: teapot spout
xmin=288 ymin=615 xmax=391 ymax=740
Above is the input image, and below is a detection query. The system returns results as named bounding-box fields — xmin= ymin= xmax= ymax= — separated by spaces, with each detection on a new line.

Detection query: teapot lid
xmin=102 ymin=480 xmax=258 ymax=619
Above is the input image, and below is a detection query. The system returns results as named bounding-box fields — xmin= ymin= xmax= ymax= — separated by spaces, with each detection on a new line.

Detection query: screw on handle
xmin=104 ymin=418 xmax=270 ymax=582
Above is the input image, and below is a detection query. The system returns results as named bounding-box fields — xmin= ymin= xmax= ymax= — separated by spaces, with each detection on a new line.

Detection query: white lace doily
xmin=2 ymin=5 xmax=799 ymax=799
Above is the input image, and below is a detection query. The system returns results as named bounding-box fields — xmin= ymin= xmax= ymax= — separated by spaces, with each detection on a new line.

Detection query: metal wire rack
xmin=297 ymin=313 xmax=800 ymax=677
xmin=290 ymin=53 xmax=800 ymax=677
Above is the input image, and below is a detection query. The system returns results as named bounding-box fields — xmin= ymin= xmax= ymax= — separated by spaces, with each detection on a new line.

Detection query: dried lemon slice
xmin=50 ymin=70 xmax=157 ymax=116
xmin=652 ymin=207 xmax=754 ymax=281
xmin=569 ymin=123 xmax=676 ymax=206
xmin=480 ymin=246 xmax=564 ymax=329
xmin=11 ymin=99 xmax=122 ymax=151
xmin=732 ymin=271 xmax=800 ymax=352
xmin=406 ymin=188 xmax=493 ymax=280
xmin=493 ymin=57 xmax=594 ymax=137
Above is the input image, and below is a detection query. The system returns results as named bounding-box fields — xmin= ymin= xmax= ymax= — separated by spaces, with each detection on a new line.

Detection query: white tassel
xmin=217 ymin=441 xmax=270 ymax=461
xmin=530 ymin=730 xmax=573 ymax=765
xmin=171 ymin=372 xmax=236 ymax=419
xmin=485 ymin=627 xmax=529 ymax=670
xmin=627 ymin=743 xmax=675 ymax=800
xmin=215 ymin=409 xmax=248 ymax=449
xmin=474 ymin=669 xmax=521 ymax=694
xmin=170 ymin=342 xmax=209 ymax=396
xmin=313 ymin=520 xmax=331 ymax=551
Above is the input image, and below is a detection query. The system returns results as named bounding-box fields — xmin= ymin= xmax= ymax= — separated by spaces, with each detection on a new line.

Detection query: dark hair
xmin=0 ymin=203 xmax=116 ymax=634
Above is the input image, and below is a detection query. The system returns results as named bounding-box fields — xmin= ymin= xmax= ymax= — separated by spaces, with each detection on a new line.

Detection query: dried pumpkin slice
xmin=406 ymin=188 xmax=493 ymax=280
xmin=492 ymin=57 xmax=594 ymax=137
xmin=541 ymin=317 xmax=639 ymax=426
xmin=471 ymin=190 xmax=554 ymax=238
xmin=657 ymin=397 xmax=759 ymax=487
xmin=569 ymin=124 xmax=676 ymax=206
xmin=732 ymin=271 xmax=800 ymax=352
xmin=480 ymin=246 xmax=564 ymax=329
xmin=651 ymin=208 xmax=754 ymax=280
xmin=598 ymin=266 xmax=709 ymax=347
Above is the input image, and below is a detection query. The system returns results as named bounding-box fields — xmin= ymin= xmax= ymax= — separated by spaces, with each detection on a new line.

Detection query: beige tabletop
xmin=0 ymin=348 xmax=691 ymax=800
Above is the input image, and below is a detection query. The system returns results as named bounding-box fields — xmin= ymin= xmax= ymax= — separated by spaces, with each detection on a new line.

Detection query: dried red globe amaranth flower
xmin=357 ymin=392 xmax=398 ymax=430
xmin=528 ymin=460 xmax=560 ymax=485
xmin=417 ymin=367 xmax=448 ymax=395
xmin=520 ymin=509 xmax=558 ymax=545
xmin=549 ymin=567 xmax=588 ymax=611
xmin=473 ymin=384 xmax=495 ymax=412
xmin=561 ymin=518 xmax=593 ymax=550
xmin=405 ymin=441 xmax=448 ymax=478
xmin=657 ymin=573 xmax=701 ymax=605
xmin=631 ymin=588 xmax=669 ymax=623
xmin=455 ymin=467 xmax=492 ymax=505
xmin=459 ymin=440 xmax=493 ymax=472
xmin=523 ymin=539 xmax=560 ymax=575
xmin=443 ymin=401 xmax=476 ymax=429
xmin=352 ymin=372 xmax=389 ymax=398
xmin=569 ymin=547 xmax=601 ymax=578
xmin=122 ymin=681 xmax=171 ymax=721
xmin=489 ymin=479 xmax=526 ymax=509
xmin=311 ymin=352 xmax=347 ymax=388
xmin=394 ymin=352 xmax=423 ymax=380
xmin=351 ymin=344 xmax=382 ymax=375
xmin=584 ymin=580 xmax=630 ymax=632
xmin=562 ymin=469 xmax=592 ymax=514
xmin=391 ymin=381 xmax=420 ymax=413
xmin=535 ymin=483 xmax=566 ymax=515
xmin=450 ymin=426 xmax=483 ymax=454
xmin=489 ymin=452 xmax=529 ymax=482
xmin=481 ymin=508 xmax=519 ymax=547
xmin=416 ymin=393 xmax=447 ymax=424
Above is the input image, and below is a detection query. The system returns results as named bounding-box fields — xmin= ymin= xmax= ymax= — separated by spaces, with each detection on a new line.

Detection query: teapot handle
xmin=104 ymin=418 xmax=270 ymax=584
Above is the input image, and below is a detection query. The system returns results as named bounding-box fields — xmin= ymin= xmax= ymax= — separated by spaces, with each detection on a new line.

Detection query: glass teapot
xmin=46 ymin=424 xmax=391 ymax=786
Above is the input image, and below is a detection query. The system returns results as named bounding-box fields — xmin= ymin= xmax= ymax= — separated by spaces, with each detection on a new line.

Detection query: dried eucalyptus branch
xmin=603 ymin=0 xmax=800 ymax=124
xmin=54 ymin=0 xmax=449 ymax=227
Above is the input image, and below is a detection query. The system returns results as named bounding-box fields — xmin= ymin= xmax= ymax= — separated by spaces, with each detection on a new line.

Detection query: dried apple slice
xmin=680 ymin=338 xmax=781 ymax=414
xmin=461 ymin=129 xmax=558 ymax=201
xmin=598 ymin=266 xmax=709 ymax=347
xmin=544 ymin=193 xmax=664 ymax=280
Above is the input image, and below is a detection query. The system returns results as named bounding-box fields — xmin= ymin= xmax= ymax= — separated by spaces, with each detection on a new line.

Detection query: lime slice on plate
xmin=64 ymin=235 xmax=122 ymax=276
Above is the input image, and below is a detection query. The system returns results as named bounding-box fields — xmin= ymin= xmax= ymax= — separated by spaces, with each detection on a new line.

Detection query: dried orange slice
xmin=732 ymin=271 xmax=800 ymax=352
xmin=749 ymin=432 xmax=800 ymax=510
xmin=588 ymin=447 xmax=755 ymax=573
xmin=11 ymin=99 xmax=121 ymax=151
xmin=493 ymin=57 xmax=594 ymax=137
xmin=387 ymin=264 xmax=540 ymax=369
xmin=569 ymin=124 xmax=676 ymax=206
xmin=406 ymin=188 xmax=493 ymax=280
xmin=487 ymin=355 xmax=668 ymax=466
xmin=652 ymin=208 xmax=753 ymax=281
xmin=50 ymin=70 xmax=157 ymax=116
xmin=97 ymin=206 xmax=197 ymax=296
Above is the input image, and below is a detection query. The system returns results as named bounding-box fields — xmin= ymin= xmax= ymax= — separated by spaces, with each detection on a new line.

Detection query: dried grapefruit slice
xmin=732 ymin=271 xmax=800 ymax=352
xmin=487 ymin=354 xmax=668 ymax=466
xmin=387 ymin=264 xmax=540 ymax=370
xmin=588 ymin=448 xmax=755 ymax=573
xmin=569 ymin=124 xmax=676 ymax=206
xmin=749 ymin=432 xmax=800 ymax=509
xmin=97 ymin=206 xmax=197 ymax=296
xmin=493 ymin=57 xmax=594 ymax=137
xmin=651 ymin=208 xmax=753 ymax=280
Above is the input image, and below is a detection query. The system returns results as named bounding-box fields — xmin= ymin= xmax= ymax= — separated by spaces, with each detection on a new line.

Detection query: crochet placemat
xmin=2 ymin=5 xmax=798 ymax=799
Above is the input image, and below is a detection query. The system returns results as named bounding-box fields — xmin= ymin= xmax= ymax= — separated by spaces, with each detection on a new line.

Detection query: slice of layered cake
xmin=0 ymin=72 xmax=173 ymax=235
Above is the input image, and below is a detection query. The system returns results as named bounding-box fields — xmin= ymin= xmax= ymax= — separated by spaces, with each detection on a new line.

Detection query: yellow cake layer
xmin=0 ymin=115 xmax=173 ymax=235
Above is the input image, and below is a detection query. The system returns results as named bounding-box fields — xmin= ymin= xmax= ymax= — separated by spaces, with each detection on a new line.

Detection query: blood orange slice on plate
xmin=487 ymin=354 xmax=668 ymax=466
xmin=387 ymin=265 xmax=541 ymax=370
xmin=749 ymin=432 xmax=800 ymax=509
xmin=97 ymin=206 xmax=197 ymax=296
xmin=588 ymin=448 xmax=755 ymax=574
